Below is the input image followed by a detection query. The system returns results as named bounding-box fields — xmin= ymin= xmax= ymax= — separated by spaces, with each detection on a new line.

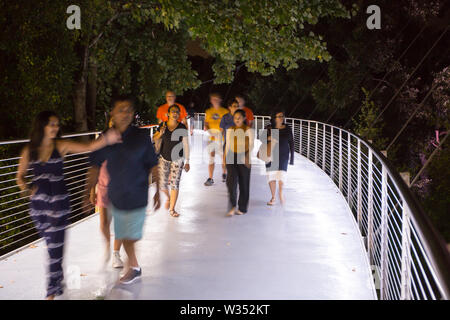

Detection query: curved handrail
xmin=0 ymin=116 xmax=448 ymax=300
xmin=0 ymin=125 xmax=159 ymax=258
xmin=279 ymin=116 xmax=450 ymax=299
xmin=194 ymin=112 xmax=450 ymax=299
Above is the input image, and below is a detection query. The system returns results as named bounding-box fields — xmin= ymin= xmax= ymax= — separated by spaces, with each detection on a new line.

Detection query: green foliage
xmin=353 ymin=88 xmax=387 ymax=149
xmin=145 ymin=0 xmax=350 ymax=83
xmin=95 ymin=10 xmax=201 ymax=126
xmin=0 ymin=1 xmax=78 ymax=138
xmin=422 ymin=146 xmax=450 ymax=241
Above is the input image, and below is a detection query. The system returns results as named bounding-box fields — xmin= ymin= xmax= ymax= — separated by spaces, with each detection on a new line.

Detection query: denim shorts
xmin=110 ymin=205 xmax=147 ymax=240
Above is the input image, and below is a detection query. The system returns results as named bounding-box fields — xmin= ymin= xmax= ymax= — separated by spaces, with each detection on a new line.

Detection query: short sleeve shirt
xmin=156 ymin=103 xmax=187 ymax=122
xmin=205 ymin=107 xmax=229 ymax=140
xmin=89 ymin=126 xmax=158 ymax=210
xmin=158 ymin=122 xmax=188 ymax=161
xmin=220 ymin=113 xmax=235 ymax=142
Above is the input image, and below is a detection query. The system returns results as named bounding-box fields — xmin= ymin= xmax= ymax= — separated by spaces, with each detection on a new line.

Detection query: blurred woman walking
xmin=16 ymin=111 xmax=121 ymax=299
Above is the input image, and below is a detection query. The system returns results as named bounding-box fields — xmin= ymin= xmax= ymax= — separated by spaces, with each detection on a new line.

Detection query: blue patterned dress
xmin=30 ymin=147 xmax=70 ymax=297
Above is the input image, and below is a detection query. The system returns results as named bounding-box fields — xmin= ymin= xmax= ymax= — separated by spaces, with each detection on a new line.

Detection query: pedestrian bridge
xmin=0 ymin=115 xmax=449 ymax=300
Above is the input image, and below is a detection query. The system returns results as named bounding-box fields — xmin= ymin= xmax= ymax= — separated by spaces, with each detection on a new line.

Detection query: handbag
xmin=153 ymin=122 xmax=165 ymax=154
xmin=257 ymin=140 xmax=272 ymax=163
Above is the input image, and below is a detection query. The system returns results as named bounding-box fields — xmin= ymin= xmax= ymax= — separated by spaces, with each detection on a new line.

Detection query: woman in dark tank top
xmin=16 ymin=111 xmax=121 ymax=299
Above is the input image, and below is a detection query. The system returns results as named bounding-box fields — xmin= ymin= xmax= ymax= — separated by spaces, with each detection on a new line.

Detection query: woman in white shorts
xmin=263 ymin=110 xmax=294 ymax=205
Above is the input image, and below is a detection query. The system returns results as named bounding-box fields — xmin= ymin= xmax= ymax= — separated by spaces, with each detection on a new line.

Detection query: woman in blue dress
xmin=16 ymin=111 xmax=121 ymax=299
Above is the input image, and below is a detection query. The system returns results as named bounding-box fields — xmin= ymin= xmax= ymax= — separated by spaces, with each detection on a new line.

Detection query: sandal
xmin=226 ymin=208 xmax=236 ymax=217
xmin=236 ymin=210 xmax=245 ymax=215
xmin=169 ymin=209 xmax=180 ymax=217
xmin=267 ymin=198 xmax=276 ymax=206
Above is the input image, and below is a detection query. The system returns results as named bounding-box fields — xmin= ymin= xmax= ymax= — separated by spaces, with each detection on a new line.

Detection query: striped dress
xmin=30 ymin=147 xmax=70 ymax=297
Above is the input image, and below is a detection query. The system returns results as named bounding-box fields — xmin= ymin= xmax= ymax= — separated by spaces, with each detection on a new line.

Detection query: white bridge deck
xmin=0 ymin=131 xmax=376 ymax=300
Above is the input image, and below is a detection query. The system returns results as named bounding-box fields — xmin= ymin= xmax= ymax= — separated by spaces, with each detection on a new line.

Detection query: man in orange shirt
xmin=235 ymin=94 xmax=254 ymax=127
xmin=156 ymin=90 xmax=187 ymax=125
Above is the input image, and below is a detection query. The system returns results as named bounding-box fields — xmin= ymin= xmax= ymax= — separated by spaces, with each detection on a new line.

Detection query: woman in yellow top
xmin=223 ymin=109 xmax=254 ymax=216
xmin=204 ymin=93 xmax=229 ymax=186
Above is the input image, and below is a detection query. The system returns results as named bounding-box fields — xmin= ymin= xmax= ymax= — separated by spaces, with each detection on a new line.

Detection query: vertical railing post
xmin=357 ymin=139 xmax=362 ymax=230
xmin=315 ymin=122 xmax=318 ymax=164
xmin=400 ymin=203 xmax=412 ymax=300
xmin=299 ymin=120 xmax=303 ymax=156
xmin=338 ymin=129 xmax=343 ymax=192
xmin=307 ymin=122 xmax=311 ymax=160
xmin=347 ymin=134 xmax=352 ymax=204
xmin=380 ymin=165 xmax=389 ymax=299
xmin=367 ymin=150 xmax=374 ymax=262
xmin=322 ymin=124 xmax=326 ymax=171
xmin=290 ymin=119 xmax=296 ymax=153
xmin=330 ymin=127 xmax=334 ymax=180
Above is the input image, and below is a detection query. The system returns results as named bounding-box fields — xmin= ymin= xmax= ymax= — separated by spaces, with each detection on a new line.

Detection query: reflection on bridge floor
xmin=0 ymin=131 xmax=376 ymax=300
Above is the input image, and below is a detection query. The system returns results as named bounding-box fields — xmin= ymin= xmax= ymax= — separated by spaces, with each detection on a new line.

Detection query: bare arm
xmin=16 ymin=146 xmax=34 ymax=196
xmin=57 ymin=129 xmax=121 ymax=157
xmin=151 ymin=165 xmax=161 ymax=210
xmin=248 ymin=128 xmax=255 ymax=153
xmin=245 ymin=128 xmax=255 ymax=167
xmin=182 ymin=136 xmax=190 ymax=164
xmin=84 ymin=166 xmax=100 ymax=208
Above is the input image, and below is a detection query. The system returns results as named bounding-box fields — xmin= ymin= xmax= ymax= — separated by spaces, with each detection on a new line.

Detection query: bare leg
xmin=169 ymin=188 xmax=180 ymax=217
xmin=169 ymin=189 xmax=179 ymax=211
xmin=162 ymin=189 xmax=170 ymax=209
xmin=99 ymin=207 xmax=111 ymax=245
xmin=122 ymin=239 xmax=138 ymax=269
xmin=268 ymin=180 xmax=276 ymax=204
xmin=278 ymin=180 xmax=284 ymax=204
xmin=113 ymin=239 xmax=122 ymax=251
xmin=208 ymin=150 xmax=215 ymax=179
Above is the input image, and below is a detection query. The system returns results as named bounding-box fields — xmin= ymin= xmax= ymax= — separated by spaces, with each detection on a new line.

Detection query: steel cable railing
xmin=0 ymin=126 xmax=159 ymax=257
xmin=1 ymin=114 xmax=449 ymax=300
xmin=194 ymin=111 xmax=450 ymax=299
xmin=279 ymin=116 xmax=450 ymax=300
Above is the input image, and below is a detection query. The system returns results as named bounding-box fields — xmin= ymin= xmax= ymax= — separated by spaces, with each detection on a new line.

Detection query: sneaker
xmin=112 ymin=251 xmax=124 ymax=268
xmin=222 ymin=173 xmax=227 ymax=182
xmin=119 ymin=267 xmax=142 ymax=284
xmin=204 ymin=178 xmax=214 ymax=186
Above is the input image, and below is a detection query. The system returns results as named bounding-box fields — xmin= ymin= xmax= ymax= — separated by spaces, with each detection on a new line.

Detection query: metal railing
xmin=195 ymin=112 xmax=450 ymax=299
xmin=1 ymin=114 xmax=449 ymax=300
xmin=0 ymin=126 xmax=158 ymax=257
xmin=276 ymin=116 xmax=450 ymax=300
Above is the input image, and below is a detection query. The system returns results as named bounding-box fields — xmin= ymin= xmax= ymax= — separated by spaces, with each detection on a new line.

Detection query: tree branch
xmin=89 ymin=11 xmax=129 ymax=49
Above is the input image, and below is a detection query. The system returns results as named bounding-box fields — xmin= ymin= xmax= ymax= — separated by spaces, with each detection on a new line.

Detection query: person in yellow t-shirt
xmin=204 ymin=92 xmax=229 ymax=186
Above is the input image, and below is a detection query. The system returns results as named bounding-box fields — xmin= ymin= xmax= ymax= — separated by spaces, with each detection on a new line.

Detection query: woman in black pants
xmin=223 ymin=109 xmax=254 ymax=216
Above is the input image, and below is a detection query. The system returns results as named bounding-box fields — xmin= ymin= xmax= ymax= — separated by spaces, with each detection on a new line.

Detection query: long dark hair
xmin=270 ymin=109 xmax=286 ymax=128
xmin=28 ymin=111 xmax=61 ymax=161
